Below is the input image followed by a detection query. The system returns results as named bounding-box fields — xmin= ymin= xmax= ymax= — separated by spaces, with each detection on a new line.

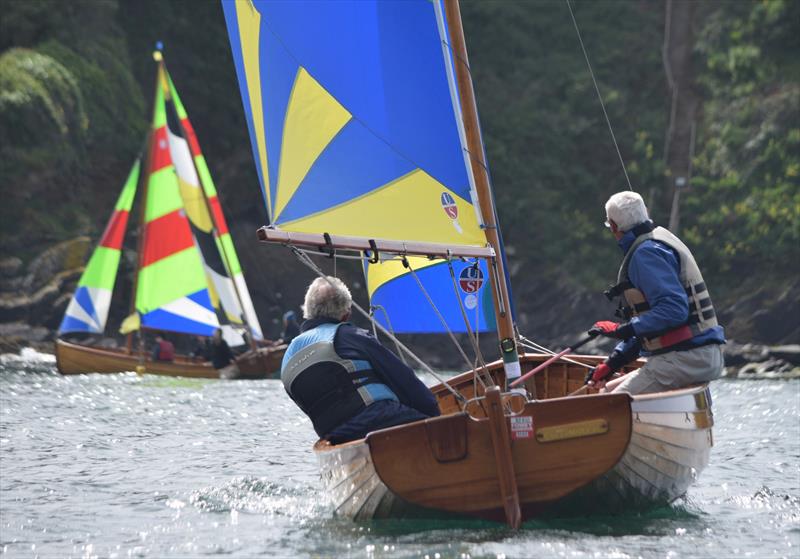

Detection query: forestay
xmin=223 ymin=0 xmax=497 ymax=333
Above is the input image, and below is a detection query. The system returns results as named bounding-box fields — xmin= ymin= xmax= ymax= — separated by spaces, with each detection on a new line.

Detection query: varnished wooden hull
xmin=234 ymin=344 xmax=286 ymax=379
xmin=56 ymin=339 xmax=218 ymax=378
xmin=315 ymin=354 xmax=714 ymax=523
xmin=56 ymin=340 xmax=286 ymax=379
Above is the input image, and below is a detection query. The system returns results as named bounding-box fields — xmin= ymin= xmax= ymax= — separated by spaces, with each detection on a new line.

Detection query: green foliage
xmin=0 ymin=0 xmax=795 ymax=304
xmin=462 ymin=0 xmax=667 ymax=290
xmin=0 ymin=47 xmax=88 ymax=245
xmin=685 ymin=0 xmax=800 ymax=286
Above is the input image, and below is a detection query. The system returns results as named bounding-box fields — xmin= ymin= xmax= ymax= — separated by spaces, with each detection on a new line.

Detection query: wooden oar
xmin=509 ymin=332 xmax=598 ymax=388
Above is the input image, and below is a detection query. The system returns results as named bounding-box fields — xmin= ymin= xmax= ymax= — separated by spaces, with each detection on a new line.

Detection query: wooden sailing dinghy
xmin=317 ymin=355 xmax=712 ymax=521
xmin=55 ymin=48 xmax=284 ymax=379
xmin=222 ymin=0 xmax=714 ymax=525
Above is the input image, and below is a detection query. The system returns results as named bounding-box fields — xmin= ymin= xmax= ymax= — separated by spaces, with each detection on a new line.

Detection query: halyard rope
xmin=565 ymin=0 xmax=633 ymax=190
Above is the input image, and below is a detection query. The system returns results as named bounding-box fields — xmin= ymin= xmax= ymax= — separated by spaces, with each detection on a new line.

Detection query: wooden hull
xmin=56 ymin=339 xmax=218 ymax=378
xmin=315 ymin=354 xmax=714 ymax=523
xmin=56 ymin=340 xmax=286 ymax=379
xmin=233 ymin=344 xmax=286 ymax=379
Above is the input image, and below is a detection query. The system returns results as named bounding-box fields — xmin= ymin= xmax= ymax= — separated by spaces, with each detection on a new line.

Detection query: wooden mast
xmin=158 ymin=55 xmax=258 ymax=351
xmin=443 ymin=0 xmax=521 ymax=384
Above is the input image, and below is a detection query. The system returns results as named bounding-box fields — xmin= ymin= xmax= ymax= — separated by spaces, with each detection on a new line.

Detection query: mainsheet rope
xmin=565 ymin=0 xmax=633 ymax=191
xmin=291 ymin=247 xmax=468 ymax=405
xmin=518 ymin=335 xmax=594 ymax=370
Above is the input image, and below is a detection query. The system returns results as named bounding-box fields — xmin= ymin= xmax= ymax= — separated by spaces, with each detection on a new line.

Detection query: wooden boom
xmin=257 ymin=226 xmax=496 ymax=260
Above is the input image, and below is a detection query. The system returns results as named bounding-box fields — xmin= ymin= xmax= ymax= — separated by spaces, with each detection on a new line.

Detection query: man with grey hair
xmin=585 ymin=190 xmax=725 ymax=394
xmin=281 ymin=276 xmax=440 ymax=443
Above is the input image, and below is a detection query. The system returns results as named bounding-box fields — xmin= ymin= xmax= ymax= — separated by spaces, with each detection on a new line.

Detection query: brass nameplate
xmin=536 ymin=419 xmax=608 ymax=443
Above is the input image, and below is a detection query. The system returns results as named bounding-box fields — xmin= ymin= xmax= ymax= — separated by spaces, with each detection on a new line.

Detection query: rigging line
xmin=291 ymin=247 xmax=467 ymax=404
xmin=518 ymin=335 xmax=594 ymax=370
xmin=565 ymin=0 xmax=633 ymax=191
xmin=403 ymin=257 xmax=488 ymax=388
xmin=296 ymin=248 xmax=370 ymax=262
xmin=445 ymin=259 xmax=494 ymax=387
xmin=369 ymin=304 xmax=409 ymax=367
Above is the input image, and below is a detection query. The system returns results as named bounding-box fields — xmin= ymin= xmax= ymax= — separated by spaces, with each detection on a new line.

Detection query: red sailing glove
xmin=584 ymin=363 xmax=615 ymax=385
xmin=589 ymin=320 xmax=635 ymax=340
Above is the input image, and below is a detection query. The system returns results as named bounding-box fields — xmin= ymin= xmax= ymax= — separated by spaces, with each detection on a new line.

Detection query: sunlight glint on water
xmin=0 ymin=351 xmax=798 ymax=558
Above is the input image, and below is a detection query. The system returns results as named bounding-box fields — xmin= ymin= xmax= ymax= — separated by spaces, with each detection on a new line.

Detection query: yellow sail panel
xmin=365 ymin=256 xmax=440 ymax=298
xmin=274 ymin=68 xmax=351 ymax=220
xmin=280 ymin=169 xmax=486 ymax=246
xmin=234 ymin=0 xmax=271 ymax=215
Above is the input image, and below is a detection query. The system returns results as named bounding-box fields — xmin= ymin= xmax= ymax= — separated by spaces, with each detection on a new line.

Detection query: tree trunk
xmin=659 ymin=0 xmax=699 ymax=231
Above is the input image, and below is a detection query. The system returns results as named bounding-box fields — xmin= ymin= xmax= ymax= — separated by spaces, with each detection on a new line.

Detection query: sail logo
xmin=440 ymin=192 xmax=463 ymax=233
xmin=459 ymin=266 xmax=484 ymax=293
xmin=440 ymin=192 xmax=458 ymax=219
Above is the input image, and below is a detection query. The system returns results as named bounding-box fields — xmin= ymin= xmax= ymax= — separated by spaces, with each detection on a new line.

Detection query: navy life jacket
xmin=280 ymin=322 xmax=398 ymax=437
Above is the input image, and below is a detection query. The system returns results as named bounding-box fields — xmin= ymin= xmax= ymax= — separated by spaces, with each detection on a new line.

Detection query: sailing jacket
xmin=281 ymin=318 xmax=440 ymax=438
xmin=606 ymin=221 xmax=725 ymax=368
xmin=152 ymin=339 xmax=175 ymax=361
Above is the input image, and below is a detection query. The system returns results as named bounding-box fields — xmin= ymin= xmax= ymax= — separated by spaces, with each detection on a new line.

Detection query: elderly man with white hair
xmin=585 ymin=190 xmax=726 ymax=394
xmin=280 ymin=276 xmax=440 ymax=444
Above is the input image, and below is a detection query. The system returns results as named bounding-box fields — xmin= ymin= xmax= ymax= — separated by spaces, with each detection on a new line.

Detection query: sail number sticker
xmin=459 ymin=266 xmax=484 ymax=293
xmin=510 ymin=416 xmax=533 ymax=440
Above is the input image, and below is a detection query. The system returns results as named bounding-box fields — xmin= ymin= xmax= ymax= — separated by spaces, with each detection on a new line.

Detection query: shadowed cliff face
xmin=0 ymin=1 xmax=797 ymax=363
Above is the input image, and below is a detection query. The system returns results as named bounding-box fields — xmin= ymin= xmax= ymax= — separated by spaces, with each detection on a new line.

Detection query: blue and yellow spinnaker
xmin=222 ymin=0 xmax=497 ymax=333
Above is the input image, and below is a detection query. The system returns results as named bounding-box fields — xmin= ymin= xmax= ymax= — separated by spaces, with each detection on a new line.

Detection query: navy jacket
xmin=299 ymin=318 xmax=441 ymax=418
xmin=610 ymin=227 xmax=726 ymax=368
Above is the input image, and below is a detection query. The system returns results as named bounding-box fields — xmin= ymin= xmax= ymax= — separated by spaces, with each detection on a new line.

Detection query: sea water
xmin=0 ymin=349 xmax=798 ymax=558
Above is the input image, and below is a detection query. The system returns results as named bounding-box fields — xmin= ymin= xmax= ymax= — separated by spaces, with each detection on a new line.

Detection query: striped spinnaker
xmin=135 ymin=66 xmax=219 ymax=337
xmin=160 ymin=67 xmax=263 ymax=340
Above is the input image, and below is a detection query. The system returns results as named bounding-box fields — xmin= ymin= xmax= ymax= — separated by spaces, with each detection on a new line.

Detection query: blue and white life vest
xmin=280 ymin=322 xmax=398 ymax=437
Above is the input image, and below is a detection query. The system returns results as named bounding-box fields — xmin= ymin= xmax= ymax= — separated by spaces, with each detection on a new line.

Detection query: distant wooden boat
xmin=55 ymin=338 xmax=217 ymax=378
xmin=316 ymin=354 xmax=713 ymax=522
xmin=55 ymin=339 xmax=285 ymax=379
xmin=55 ymin=47 xmax=284 ymax=378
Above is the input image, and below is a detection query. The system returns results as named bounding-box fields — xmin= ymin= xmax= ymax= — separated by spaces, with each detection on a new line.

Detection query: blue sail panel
xmin=367 ymin=259 xmax=496 ymax=334
xmin=140 ymin=289 xmax=219 ymax=337
xmin=222 ymin=0 xmax=481 ymax=243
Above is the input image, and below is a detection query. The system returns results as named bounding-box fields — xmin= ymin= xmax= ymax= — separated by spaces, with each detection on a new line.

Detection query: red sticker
xmin=510 ymin=416 xmax=533 ymax=440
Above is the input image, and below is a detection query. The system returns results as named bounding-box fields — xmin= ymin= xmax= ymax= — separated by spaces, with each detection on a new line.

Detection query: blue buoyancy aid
xmin=281 ymin=322 xmax=399 ymax=437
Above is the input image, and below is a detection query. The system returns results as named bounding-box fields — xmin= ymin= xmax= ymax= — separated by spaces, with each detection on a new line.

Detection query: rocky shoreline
xmin=2 ymin=318 xmax=796 ymax=379
xmin=2 ymin=239 xmax=798 ymax=379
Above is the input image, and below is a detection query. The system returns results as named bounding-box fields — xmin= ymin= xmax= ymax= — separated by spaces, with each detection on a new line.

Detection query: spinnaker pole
xmin=443 ymin=0 xmax=521 ymax=386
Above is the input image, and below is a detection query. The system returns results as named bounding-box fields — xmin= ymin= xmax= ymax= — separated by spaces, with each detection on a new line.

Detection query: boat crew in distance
xmin=281 ymin=277 xmax=440 ymax=444
xmin=151 ymin=335 xmax=175 ymax=362
xmin=586 ymin=190 xmax=726 ymax=393
xmin=210 ymin=328 xmax=239 ymax=379
xmin=278 ymin=310 xmax=300 ymax=345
